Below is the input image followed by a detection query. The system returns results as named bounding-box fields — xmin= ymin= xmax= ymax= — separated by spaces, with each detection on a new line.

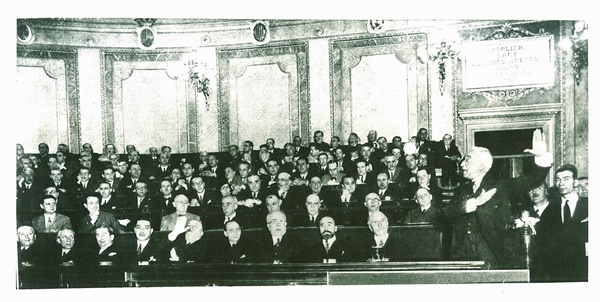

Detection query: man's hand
xmin=168 ymin=218 xmax=189 ymax=241
xmin=524 ymin=129 xmax=553 ymax=167
xmin=465 ymin=188 xmax=497 ymax=213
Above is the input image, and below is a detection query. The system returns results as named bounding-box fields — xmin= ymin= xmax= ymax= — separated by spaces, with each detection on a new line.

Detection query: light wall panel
xmin=217 ymin=43 xmax=310 ymax=150
xmin=350 ymin=54 xmax=409 ymax=142
xmin=330 ymin=34 xmax=429 ymax=144
xmin=235 ymin=63 xmax=291 ymax=147
xmin=16 ymin=49 xmax=80 ymax=154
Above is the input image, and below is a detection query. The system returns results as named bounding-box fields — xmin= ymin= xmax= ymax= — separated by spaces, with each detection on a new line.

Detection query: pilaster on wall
xmin=78 ymin=48 xmax=103 ymax=152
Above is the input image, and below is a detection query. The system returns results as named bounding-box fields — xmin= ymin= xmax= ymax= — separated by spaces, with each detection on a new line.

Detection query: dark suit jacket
xmin=94 ymin=194 xmax=122 ymax=212
xmin=360 ymin=235 xmax=404 ymax=262
xmin=305 ymin=237 xmax=356 ymax=262
xmin=211 ymin=236 xmax=257 ymax=263
xmin=16 ymin=181 xmax=44 ymax=211
xmin=290 ymin=212 xmax=327 ymax=228
xmin=31 ymin=213 xmax=72 ymax=233
xmin=151 ymin=164 xmax=174 ymax=180
xmin=403 ymin=206 xmax=444 ymax=224
xmin=121 ymin=195 xmax=159 ymax=214
xmin=126 ymin=238 xmax=161 ymax=263
xmin=434 ymin=140 xmax=462 ymax=170
xmin=536 ymin=194 xmax=588 ymax=281
xmin=18 ymin=243 xmax=43 ymax=265
xmin=117 ymin=177 xmax=148 ymax=194
xmin=77 ymin=211 xmax=125 ymax=234
xmin=203 ymin=210 xmax=253 ymax=230
xmin=257 ymin=233 xmax=301 ymax=263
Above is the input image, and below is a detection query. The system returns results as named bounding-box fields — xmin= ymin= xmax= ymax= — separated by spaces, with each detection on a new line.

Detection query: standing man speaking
xmin=444 ymin=129 xmax=552 ymax=269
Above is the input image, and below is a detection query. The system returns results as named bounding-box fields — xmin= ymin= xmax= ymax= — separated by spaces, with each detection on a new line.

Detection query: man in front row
xmin=258 ymin=211 xmax=300 ymax=263
xmin=212 ymin=220 xmax=256 ymax=263
xmin=53 ymin=228 xmax=82 ymax=264
xmin=305 ymin=216 xmax=354 ymax=263
xmin=361 ymin=211 xmax=403 ymax=261
xmin=17 ymin=225 xmax=41 ymax=265
xmin=85 ymin=225 xmax=124 ymax=264
xmin=129 ymin=217 xmax=160 ymax=262
xmin=161 ymin=218 xmax=210 ymax=262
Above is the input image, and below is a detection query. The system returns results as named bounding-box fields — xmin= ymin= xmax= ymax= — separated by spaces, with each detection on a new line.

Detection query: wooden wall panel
xmin=16 ymin=49 xmax=80 ymax=153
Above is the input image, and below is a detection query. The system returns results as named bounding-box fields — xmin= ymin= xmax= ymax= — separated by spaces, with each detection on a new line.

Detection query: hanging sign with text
xmin=462 ymin=36 xmax=554 ymax=92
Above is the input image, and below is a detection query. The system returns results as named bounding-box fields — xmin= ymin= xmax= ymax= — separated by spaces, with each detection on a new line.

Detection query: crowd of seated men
xmin=16 ymin=128 xmax=455 ymax=266
xmin=15 ymin=128 xmax=588 ymax=283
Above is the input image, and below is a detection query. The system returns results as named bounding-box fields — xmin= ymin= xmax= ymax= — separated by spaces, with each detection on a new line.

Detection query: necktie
xmin=563 ymin=200 xmax=571 ymax=225
xmin=310 ymin=216 xmax=315 ymax=223
xmin=198 ymin=195 xmax=203 ymax=204
xmin=379 ymin=239 xmax=384 ymax=247
xmin=82 ymin=182 xmax=86 ymax=189
xmin=422 ymin=209 xmax=427 ymax=214
xmin=275 ymin=238 xmax=281 ymax=247
xmin=325 ymin=240 xmax=330 ymax=253
xmin=282 ymin=192 xmax=287 ymax=199
xmin=361 ymin=175 xmax=365 ymax=182
xmin=472 ymin=181 xmax=479 ymax=194
xmin=226 ymin=216 xmax=231 ymax=222
xmin=46 ymin=216 xmax=52 ymax=230
xmin=62 ymin=251 xmax=66 ymax=257
xmin=379 ymin=190 xmax=384 ymax=197
xmin=137 ymin=244 xmax=142 ymax=256
xmin=253 ymin=192 xmax=257 ymax=199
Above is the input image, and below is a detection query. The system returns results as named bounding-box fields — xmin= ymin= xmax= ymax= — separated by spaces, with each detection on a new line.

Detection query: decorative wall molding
xmin=330 ymin=33 xmax=429 ymax=141
xmin=102 ymin=49 xmax=198 ymax=153
xmin=217 ymin=42 xmax=310 ymax=151
xmin=17 ymin=47 xmax=81 ymax=152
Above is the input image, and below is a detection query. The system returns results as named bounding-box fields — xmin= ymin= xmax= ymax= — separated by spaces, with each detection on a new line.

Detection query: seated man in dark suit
xmin=257 ymin=211 xmax=300 ymax=263
xmin=160 ymin=194 xmax=201 ymax=231
xmin=156 ymin=179 xmax=176 ymax=215
xmin=291 ymin=193 xmax=326 ymax=227
xmin=151 ymin=152 xmax=174 ymax=180
xmin=403 ymin=187 xmax=444 ymax=224
xmin=398 ymin=154 xmax=419 ymax=190
xmin=96 ymin=181 xmax=121 ymax=212
xmin=121 ymin=181 xmax=158 ymax=217
xmin=375 ymin=172 xmax=401 ymax=202
xmin=31 ymin=195 xmax=72 ymax=234
xmin=77 ymin=195 xmax=126 ymax=234
xmin=161 ymin=218 xmax=210 ymax=262
xmin=205 ymin=195 xmax=251 ymax=229
xmin=382 ymin=155 xmax=401 ymax=184
xmin=336 ymin=175 xmax=363 ymax=207
xmin=267 ymin=171 xmax=301 ymax=210
xmin=292 ymin=136 xmax=309 ymax=158
xmin=291 ymin=157 xmax=313 ymax=187
xmin=212 ymin=220 xmax=256 ymax=263
xmin=87 ymin=225 xmax=125 ymax=264
xmin=117 ymin=163 xmax=146 ymax=195
xmin=305 ymin=216 xmax=355 ymax=263
xmin=413 ymin=167 xmax=443 ymax=206
xmin=100 ymin=167 xmax=120 ymax=195
xmin=47 ymin=168 xmax=69 ymax=193
xmin=129 ymin=217 xmax=160 ymax=263
xmin=361 ymin=211 xmax=403 ymax=261
xmin=53 ymin=228 xmax=82 ymax=265
xmin=17 ymin=225 xmax=42 ymax=265
xmin=354 ymin=159 xmax=375 ymax=186
xmin=188 ymin=176 xmax=219 ymax=208
xmin=17 ymin=167 xmax=43 ymax=211
xmin=70 ymin=167 xmax=98 ymax=194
